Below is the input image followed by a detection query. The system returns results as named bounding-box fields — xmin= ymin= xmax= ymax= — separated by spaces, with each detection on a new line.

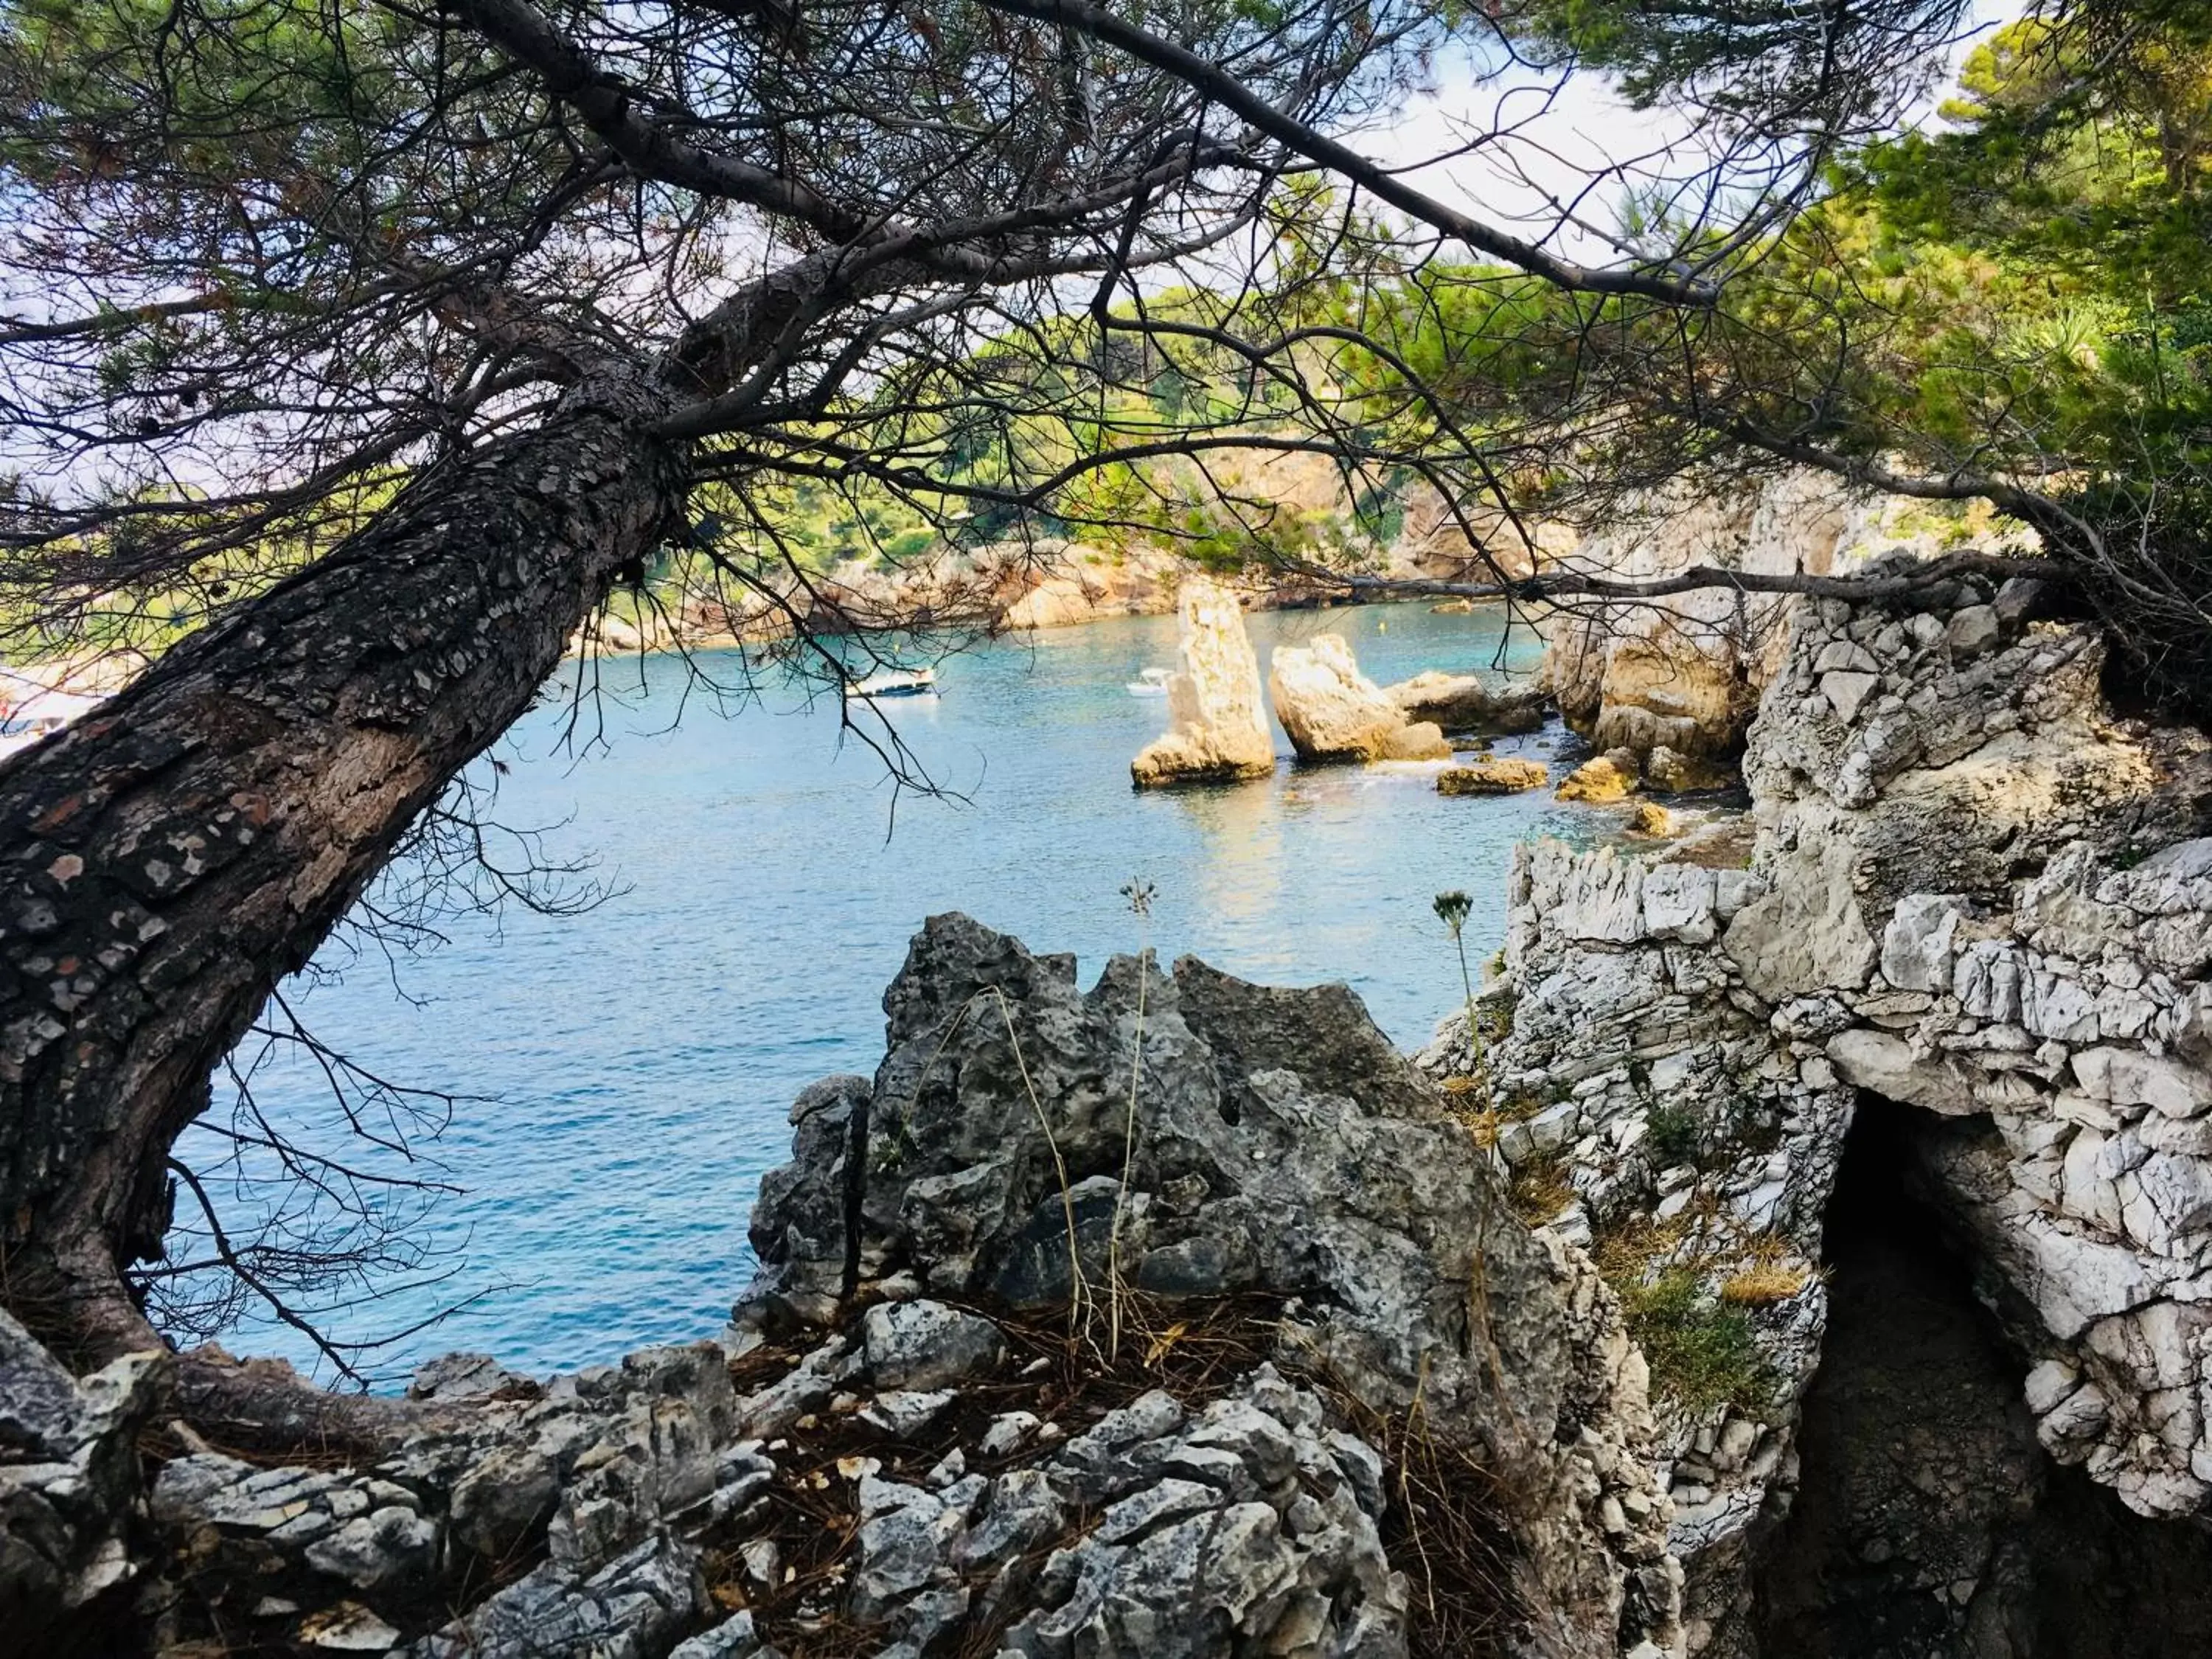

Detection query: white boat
xmin=845 ymin=665 xmax=939 ymax=699
xmin=1127 ymin=667 xmax=1174 ymax=698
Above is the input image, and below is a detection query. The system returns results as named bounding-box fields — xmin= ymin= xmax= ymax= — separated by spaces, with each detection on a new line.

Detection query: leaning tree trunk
xmin=0 ymin=369 xmax=687 ymax=1411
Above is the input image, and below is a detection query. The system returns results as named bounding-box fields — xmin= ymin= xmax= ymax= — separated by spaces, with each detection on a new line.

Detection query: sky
xmin=1346 ymin=0 xmax=2024 ymax=262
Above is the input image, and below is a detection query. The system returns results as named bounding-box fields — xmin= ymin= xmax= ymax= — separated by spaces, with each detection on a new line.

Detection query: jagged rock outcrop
xmin=21 ymin=921 xmax=1683 ymax=1658
xmin=1 ymin=1310 xmax=167 ymax=1643
xmin=1130 ymin=579 xmax=1276 ymax=787
xmin=1423 ymin=568 xmax=2212 ymax=1655
xmin=745 ymin=913 xmax=1682 ymax=1655
xmin=1541 ymin=472 xmax=2025 ymax=761
xmin=1267 ymin=635 xmax=1450 ymax=762
xmin=1419 ymin=835 xmax=1843 ymax=1655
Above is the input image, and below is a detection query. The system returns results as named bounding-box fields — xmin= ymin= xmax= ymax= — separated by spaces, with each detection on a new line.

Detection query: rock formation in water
xmin=1555 ymin=752 xmax=1641 ymax=804
xmin=1128 ymin=578 xmax=1277 ymax=788
xmin=1422 ymin=564 xmax=2212 ymax=1655
xmin=1384 ymin=670 xmax=1550 ymax=736
xmin=1267 ymin=635 xmax=1452 ymax=762
xmin=1642 ymin=745 xmax=1736 ymax=795
xmin=1439 ymin=758 xmax=1551 ymax=796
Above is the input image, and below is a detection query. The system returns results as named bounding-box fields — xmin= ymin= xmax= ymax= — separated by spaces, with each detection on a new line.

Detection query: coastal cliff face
xmin=1538 ymin=473 xmax=2025 ymax=762
xmin=1434 ymin=567 xmax=2212 ymax=1652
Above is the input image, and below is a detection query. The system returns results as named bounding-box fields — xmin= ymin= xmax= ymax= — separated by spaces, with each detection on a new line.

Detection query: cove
xmin=183 ymin=601 xmax=1576 ymax=1383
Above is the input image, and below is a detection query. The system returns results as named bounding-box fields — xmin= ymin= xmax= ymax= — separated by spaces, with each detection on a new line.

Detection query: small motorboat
xmin=1127 ymin=667 xmax=1175 ymax=698
xmin=846 ymin=665 xmax=939 ymax=699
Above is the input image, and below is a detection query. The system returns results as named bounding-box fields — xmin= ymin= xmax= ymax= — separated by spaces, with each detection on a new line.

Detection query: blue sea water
xmin=181 ymin=601 xmax=1608 ymax=1385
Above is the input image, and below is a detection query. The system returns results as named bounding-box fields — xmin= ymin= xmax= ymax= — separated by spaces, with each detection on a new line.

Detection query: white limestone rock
xmin=1267 ymin=633 xmax=1450 ymax=762
xmin=1130 ymin=578 xmax=1276 ymax=787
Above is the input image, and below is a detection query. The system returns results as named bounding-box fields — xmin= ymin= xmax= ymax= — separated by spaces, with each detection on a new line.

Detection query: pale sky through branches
xmin=1357 ymin=0 xmax=2024 ymax=263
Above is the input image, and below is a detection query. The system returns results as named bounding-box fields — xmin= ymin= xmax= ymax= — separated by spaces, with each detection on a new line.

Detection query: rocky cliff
xmin=1539 ymin=473 xmax=2026 ymax=762
xmin=1429 ymin=565 xmax=2212 ymax=1653
xmin=10 ymin=918 xmax=1682 ymax=1659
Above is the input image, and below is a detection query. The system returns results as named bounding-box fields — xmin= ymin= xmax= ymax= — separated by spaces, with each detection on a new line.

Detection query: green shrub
xmin=1620 ymin=1270 xmax=1775 ymax=1416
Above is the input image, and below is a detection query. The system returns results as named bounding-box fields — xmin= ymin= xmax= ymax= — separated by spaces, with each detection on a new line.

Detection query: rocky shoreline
xmin=7 ymin=917 xmax=1677 ymax=1659
xmin=13 ymin=525 xmax=2212 ymax=1658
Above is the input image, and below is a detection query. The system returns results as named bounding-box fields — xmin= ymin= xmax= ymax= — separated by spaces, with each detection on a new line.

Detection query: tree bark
xmin=0 ymin=367 xmax=688 ymax=1383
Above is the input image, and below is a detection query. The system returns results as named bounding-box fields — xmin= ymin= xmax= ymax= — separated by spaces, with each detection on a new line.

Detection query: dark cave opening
xmin=1749 ymin=1094 xmax=2212 ymax=1658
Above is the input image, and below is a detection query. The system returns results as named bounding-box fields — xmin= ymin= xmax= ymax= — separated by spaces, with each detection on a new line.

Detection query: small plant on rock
xmin=1433 ymin=890 xmax=1482 ymax=1072
xmin=1620 ymin=1270 xmax=1776 ymax=1416
xmin=1107 ymin=877 xmax=1157 ymax=1363
xmin=1506 ymin=1147 xmax=1576 ymax=1228
xmin=1719 ymin=1262 xmax=1811 ymax=1305
xmin=1644 ymin=1102 xmax=1701 ymax=1168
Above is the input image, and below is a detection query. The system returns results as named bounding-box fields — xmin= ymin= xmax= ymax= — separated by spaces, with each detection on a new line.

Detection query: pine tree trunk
xmin=0 ymin=373 xmax=687 ymax=1391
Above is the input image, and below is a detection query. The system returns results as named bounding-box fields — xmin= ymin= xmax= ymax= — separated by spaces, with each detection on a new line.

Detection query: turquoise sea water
xmin=182 ymin=601 xmax=1605 ymax=1384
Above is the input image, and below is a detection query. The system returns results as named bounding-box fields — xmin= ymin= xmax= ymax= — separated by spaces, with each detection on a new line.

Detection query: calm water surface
xmin=188 ymin=602 xmax=1615 ymax=1382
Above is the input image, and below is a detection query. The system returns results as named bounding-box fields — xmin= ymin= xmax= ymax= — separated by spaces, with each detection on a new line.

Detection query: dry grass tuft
xmin=1504 ymin=1150 xmax=1574 ymax=1228
xmin=1719 ymin=1262 xmax=1812 ymax=1305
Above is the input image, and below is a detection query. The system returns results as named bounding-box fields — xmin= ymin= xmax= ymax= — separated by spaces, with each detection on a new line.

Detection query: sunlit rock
xmin=1438 ymin=758 xmax=1549 ymax=795
xmin=1129 ymin=578 xmax=1276 ymax=787
xmin=1268 ymin=633 xmax=1449 ymax=762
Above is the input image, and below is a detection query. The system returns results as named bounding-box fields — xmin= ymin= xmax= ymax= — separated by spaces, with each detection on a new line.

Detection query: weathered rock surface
xmin=1130 ymin=578 xmax=1276 ymax=787
xmin=1439 ymin=758 xmax=1550 ymax=796
xmin=1542 ymin=472 xmax=2024 ymax=760
xmin=1753 ymin=1103 xmax=2212 ymax=1658
xmin=1267 ymin=634 xmax=1451 ymax=762
xmin=1643 ymin=746 xmax=1736 ymax=796
xmin=1427 ymin=566 xmax=2212 ymax=1655
xmin=1386 ymin=669 xmax=1550 ymax=735
xmin=747 ymin=913 xmax=1683 ymax=1655
xmin=1556 ymin=753 xmax=1640 ymax=804
xmin=0 ymin=1310 xmax=167 ymax=1640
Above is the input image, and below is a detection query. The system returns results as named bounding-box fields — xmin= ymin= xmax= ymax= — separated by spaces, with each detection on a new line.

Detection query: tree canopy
xmin=0 ymin=0 xmax=2190 ymax=1429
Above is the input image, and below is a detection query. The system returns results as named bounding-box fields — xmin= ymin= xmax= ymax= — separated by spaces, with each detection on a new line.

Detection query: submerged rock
xmin=1439 ymin=758 xmax=1550 ymax=796
xmin=1130 ymin=578 xmax=1276 ymax=788
xmin=1267 ymin=634 xmax=1451 ymax=762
